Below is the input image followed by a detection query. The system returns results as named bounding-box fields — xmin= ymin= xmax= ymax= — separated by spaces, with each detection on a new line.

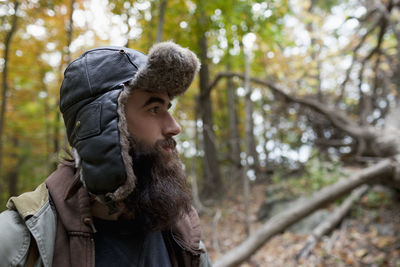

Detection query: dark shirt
xmin=93 ymin=217 xmax=172 ymax=267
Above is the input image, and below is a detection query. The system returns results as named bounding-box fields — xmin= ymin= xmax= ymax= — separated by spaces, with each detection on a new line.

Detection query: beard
xmin=124 ymin=136 xmax=192 ymax=231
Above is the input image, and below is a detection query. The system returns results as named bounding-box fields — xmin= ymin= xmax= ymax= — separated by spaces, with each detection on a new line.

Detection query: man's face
xmin=125 ymin=90 xmax=181 ymax=150
xmin=123 ymin=89 xmax=191 ymax=230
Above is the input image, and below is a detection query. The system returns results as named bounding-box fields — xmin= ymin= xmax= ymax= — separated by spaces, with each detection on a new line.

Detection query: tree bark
xmin=0 ymin=0 xmax=19 ymax=191
xmin=242 ymin=164 xmax=250 ymax=236
xmin=7 ymin=137 xmax=23 ymax=198
xmin=54 ymin=0 xmax=75 ymax=166
xmin=191 ymin=99 xmax=205 ymax=212
xmin=155 ymin=0 xmax=167 ymax=43
xmin=147 ymin=2 xmax=156 ymax=50
xmin=243 ymin=50 xmax=253 ymax=236
xmin=261 ymin=97 xmax=271 ymax=170
xmin=214 ymin=159 xmax=394 ymax=267
xmin=296 ymin=184 xmax=369 ymax=260
xmin=197 ymin=25 xmax=222 ymax=197
xmin=226 ymin=64 xmax=241 ymax=171
xmin=125 ymin=8 xmax=132 ymax=48
xmin=39 ymin=67 xmax=52 ymax=173
xmin=65 ymin=0 xmax=75 ymax=65
xmin=307 ymin=0 xmax=323 ymax=102
xmin=244 ymin=51 xmax=260 ymax=173
xmin=393 ymin=15 xmax=400 ymax=99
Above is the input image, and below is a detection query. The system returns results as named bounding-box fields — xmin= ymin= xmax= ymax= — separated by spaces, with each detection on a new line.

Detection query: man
xmin=0 ymin=42 xmax=212 ymax=267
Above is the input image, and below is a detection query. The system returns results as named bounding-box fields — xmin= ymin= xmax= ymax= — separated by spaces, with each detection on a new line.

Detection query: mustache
xmin=130 ymin=137 xmax=177 ymax=155
xmin=156 ymin=138 xmax=176 ymax=150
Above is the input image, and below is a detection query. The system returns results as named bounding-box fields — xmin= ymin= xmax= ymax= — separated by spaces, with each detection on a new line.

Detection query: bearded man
xmin=0 ymin=42 xmax=212 ymax=267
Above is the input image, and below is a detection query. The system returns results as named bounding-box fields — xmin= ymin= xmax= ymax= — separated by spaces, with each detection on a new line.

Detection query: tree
xmin=0 ymin=0 xmax=20 ymax=196
xmin=0 ymin=0 xmax=88 ymax=202
xmin=195 ymin=4 xmax=223 ymax=197
xmin=155 ymin=0 xmax=167 ymax=43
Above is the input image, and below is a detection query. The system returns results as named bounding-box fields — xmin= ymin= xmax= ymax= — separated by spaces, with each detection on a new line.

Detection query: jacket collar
xmin=6 ymin=183 xmax=48 ymax=219
xmin=46 ymin=164 xmax=93 ymax=234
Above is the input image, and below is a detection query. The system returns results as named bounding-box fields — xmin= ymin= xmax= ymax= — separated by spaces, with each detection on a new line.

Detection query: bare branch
xmin=337 ymin=0 xmax=393 ymax=105
xmin=209 ymin=72 xmax=364 ymax=137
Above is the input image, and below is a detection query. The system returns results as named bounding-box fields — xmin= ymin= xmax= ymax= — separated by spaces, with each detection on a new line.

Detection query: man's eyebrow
xmin=143 ymin=96 xmax=172 ymax=109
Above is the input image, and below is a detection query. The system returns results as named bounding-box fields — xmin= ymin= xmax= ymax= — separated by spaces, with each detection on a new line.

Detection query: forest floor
xmin=200 ymin=180 xmax=400 ymax=266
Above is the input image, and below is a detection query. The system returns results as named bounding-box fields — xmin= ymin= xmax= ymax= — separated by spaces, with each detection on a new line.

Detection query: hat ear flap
xmin=74 ymin=90 xmax=132 ymax=198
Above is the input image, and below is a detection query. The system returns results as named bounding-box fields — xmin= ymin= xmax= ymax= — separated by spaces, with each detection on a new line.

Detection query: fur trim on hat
xmin=106 ymin=88 xmax=136 ymax=202
xmin=128 ymin=41 xmax=200 ymax=96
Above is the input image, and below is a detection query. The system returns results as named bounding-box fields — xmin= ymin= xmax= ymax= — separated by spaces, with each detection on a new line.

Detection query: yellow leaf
xmin=374 ymin=237 xmax=394 ymax=249
xmin=355 ymin=248 xmax=368 ymax=258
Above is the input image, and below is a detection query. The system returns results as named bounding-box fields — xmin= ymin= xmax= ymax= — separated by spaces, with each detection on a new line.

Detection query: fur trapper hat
xmin=60 ymin=42 xmax=200 ymax=202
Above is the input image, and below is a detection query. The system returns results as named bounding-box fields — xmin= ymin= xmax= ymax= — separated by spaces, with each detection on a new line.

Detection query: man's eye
xmin=149 ymin=106 xmax=159 ymax=114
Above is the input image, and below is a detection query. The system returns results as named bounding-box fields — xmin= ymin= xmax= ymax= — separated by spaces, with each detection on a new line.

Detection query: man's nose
xmin=163 ymin=113 xmax=181 ymax=137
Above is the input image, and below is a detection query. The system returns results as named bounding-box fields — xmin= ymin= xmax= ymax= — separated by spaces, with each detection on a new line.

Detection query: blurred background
xmin=1 ymin=0 xmax=400 ymax=265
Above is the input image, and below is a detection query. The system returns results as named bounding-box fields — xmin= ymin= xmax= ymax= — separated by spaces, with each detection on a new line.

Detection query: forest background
xmin=1 ymin=0 xmax=400 ymax=266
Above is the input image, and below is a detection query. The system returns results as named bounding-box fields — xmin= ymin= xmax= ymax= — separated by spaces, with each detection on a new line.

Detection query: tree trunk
xmin=147 ymin=2 xmax=156 ymax=49
xmin=393 ymin=19 xmax=400 ymax=99
xmin=65 ymin=0 xmax=75 ymax=66
xmin=226 ymin=65 xmax=241 ymax=170
xmin=226 ymin=67 xmax=242 ymax=188
xmin=198 ymin=30 xmax=222 ymax=197
xmin=242 ymin=50 xmax=254 ymax=236
xmin=242 ymin=164 xmax=250 ymax=236
xmin=53 ymin=0 xmax=75 ymax=167
xmin=125 ymin=9 xmax=132 ymax=48
xmin=7 ymin=137 xmax=20 ymax=197
xmin=214 ymin=159 xmax=394 ymax=267
xmin=155 ymin=0 xmax=167 ymax=43
xmin=0 ymin=0 xmax=19 ymax=192
xmin=39 ymin=67 xmax=52 ymax=173
xmin=191 ymin=98 xmax=205 ymax=212
xmin=244 ymin=51 xmax=260 ymax=173
xmin=307 ymin=0 xmax=323 ymax=102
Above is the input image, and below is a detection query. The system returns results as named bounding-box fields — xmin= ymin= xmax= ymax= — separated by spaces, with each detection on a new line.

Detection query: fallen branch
xmin=214 ymin=159 xmax=394 ymax=267
xmin=209 ymin=72 xmax=365 ymax=138
xmin=296 ymin=184 xmax=369 ymax=260
xmin=209 ymin=72 xmax=399 ymax=157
